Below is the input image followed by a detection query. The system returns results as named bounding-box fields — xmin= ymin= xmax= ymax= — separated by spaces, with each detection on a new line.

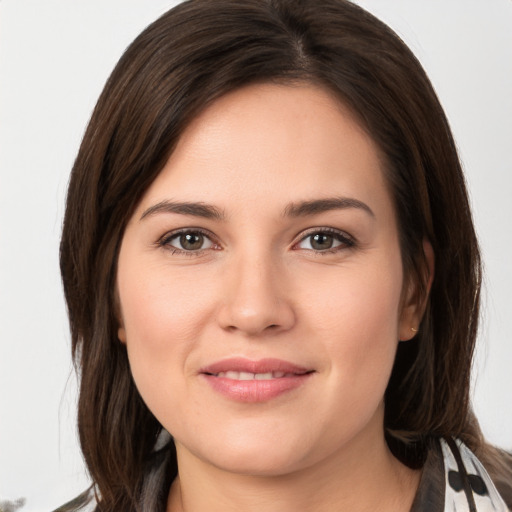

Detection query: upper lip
xmin=200 ymin=357 xmax=313 ymax=376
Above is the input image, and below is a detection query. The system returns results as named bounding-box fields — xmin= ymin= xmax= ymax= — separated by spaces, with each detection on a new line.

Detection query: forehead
xmin=135 ymin=83 xmax=392 ymax=222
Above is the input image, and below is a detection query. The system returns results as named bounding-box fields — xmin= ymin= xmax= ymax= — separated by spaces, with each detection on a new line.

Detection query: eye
xmin=159 ymin=229 xmax=217 ymax=254
xmin=295 ymin=229 xmax=354 ymax=252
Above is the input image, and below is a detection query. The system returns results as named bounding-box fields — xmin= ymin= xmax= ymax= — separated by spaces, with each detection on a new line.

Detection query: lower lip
xmin=202 ymin=373 xmax=312 ymax=403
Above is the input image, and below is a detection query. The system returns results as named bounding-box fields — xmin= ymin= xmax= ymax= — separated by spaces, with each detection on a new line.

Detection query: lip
xmin=200 ymin=358 xmax=314 ymax=403
xmin=200 ymin=357 xmax=311 ymax=375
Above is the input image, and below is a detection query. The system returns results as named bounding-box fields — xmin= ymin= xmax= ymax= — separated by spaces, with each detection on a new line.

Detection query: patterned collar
xmin=411 ymin=438 xmax=508 ymax=511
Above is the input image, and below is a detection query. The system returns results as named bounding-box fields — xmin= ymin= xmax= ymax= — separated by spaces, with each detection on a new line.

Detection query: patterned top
xmin=410 ymin=438 xmax=509 ymax=511
xmin=4 ymin=437 xmax=506 ymax=512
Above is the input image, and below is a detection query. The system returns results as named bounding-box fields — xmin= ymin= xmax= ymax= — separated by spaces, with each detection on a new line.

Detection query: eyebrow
xmin=140 ymin=200 xmax=225 ymax=221
xmin=283 ymin=197 xmax=375 ymax=218
xmin=140 ymin=196 xmax=374 ymax=222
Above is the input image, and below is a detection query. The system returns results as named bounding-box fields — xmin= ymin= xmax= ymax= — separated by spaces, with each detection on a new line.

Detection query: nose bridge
xmin=217 ymin=245 xmax=295 ymax=335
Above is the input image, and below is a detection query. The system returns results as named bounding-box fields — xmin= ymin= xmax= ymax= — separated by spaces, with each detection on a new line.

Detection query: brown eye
xmin=296 ymin=229 xmax=354 ymax=252
xmin=310 ymin=233 xmax=334 ymax=250
xmin=180 ymin=232 xmax=205 ymax=250
xmin=161 ymin=230 xmax=215 ymax=252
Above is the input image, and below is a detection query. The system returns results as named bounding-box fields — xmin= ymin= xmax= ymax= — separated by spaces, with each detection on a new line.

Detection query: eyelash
xmin=294 ymin=227 xmax=355 ymax=254
xmin=156 ymin=227 xmax=355 ymax=256
xmin=157 ymin=228 xmax=219 ymax=257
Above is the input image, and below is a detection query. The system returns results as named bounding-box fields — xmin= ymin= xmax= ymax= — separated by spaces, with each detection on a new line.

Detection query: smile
xmin=215 ymin=371 xmax=293 ymax=380
xmin=200 ymin=358 xmax=314 ymax=402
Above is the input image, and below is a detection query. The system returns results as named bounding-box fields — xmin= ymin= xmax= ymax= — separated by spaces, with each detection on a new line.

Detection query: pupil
xmin=181 ymin=233 xmax=203 ymax=250
xmin=312 ymin=233 xmax=333 ymax=250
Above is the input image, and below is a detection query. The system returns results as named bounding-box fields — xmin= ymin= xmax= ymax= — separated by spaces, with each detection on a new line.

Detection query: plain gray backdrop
xmin=1 ymin=1 xmax=511 ymax=510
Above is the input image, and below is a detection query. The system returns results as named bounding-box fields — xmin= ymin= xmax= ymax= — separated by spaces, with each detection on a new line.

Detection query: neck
xmin=166 ymin=422 xmax=420 ymax=512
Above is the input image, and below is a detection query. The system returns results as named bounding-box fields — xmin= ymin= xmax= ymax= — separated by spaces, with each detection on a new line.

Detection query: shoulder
xmin=0 ymin=490 xmax=97 ymax=512
xmin=51 ymin=488 xmax=97 ymax=512
xmin=0 ymin=497 xmax=26 ymax=512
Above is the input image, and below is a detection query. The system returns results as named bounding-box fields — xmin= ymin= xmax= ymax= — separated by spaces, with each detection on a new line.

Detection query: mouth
xmin=211 ymin=370 xmax=306 ymax=380
xmin=200 ymin=358 xmax=315 ymax=402
xmin=200 ymin=357 xmax=313 ymax=375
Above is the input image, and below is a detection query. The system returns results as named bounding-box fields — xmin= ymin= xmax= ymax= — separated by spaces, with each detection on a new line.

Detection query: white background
xmin=1 ymin=1 xmax=511 ymax=510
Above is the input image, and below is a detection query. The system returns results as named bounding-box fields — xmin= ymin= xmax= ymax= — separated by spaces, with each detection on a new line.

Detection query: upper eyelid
xmin=159 ymin=227 xmax=217 ymax=243
xmin=295 ymin=226 xmax=355 ymax=242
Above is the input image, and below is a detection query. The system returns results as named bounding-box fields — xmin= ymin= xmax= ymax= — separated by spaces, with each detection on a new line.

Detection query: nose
xmin=216 ymin=255 xmax=296 ymax=337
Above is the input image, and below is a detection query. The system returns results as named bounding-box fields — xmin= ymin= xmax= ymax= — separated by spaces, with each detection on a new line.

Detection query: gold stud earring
xmin=411 ymin=327 xmax=418 ymax=333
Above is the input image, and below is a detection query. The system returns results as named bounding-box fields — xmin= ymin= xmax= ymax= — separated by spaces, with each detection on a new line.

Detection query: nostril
xmin=216 ymin=297 xmax=296 ymax=335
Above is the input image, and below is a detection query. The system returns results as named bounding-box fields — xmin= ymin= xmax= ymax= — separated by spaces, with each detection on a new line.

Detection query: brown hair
xmin=59 ymin=0 xmax=511 ymax=510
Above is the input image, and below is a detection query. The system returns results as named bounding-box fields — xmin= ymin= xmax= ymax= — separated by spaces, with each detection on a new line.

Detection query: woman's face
xmin=117 ymin=83 xmax=421 ymax=476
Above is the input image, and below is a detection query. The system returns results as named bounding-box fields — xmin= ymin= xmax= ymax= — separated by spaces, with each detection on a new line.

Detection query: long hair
xmin=59 ymin=0 xmax=511 ymax=509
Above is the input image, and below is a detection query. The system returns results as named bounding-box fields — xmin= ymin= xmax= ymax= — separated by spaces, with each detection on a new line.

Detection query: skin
xmin=117 ymin=83 xmax=431 ymax=512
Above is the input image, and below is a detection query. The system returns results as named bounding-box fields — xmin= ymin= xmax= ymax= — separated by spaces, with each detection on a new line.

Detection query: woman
xmin=57 ymin=0 xmax=512 ymax=511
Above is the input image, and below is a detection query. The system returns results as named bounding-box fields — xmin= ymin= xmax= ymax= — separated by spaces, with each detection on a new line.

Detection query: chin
xmin=207 ymin=448 xmax=304 ymax=477
xmin=180 ymin=427 xmax=311 ymax=477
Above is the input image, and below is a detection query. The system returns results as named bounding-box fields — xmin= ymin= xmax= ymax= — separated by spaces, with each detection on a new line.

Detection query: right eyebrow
xmin=140 ymin=200 xmax=225 ymax=221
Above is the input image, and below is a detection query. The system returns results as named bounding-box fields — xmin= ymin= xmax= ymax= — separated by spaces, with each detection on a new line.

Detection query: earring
xmin=399 ymin=327 xmax=418 ymax=342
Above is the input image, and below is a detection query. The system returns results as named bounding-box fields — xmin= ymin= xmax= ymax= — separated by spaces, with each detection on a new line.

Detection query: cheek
xmin=116 ymin=256 xmax=217 ymax=412
xmin=118 ymin=258 xmax=216 ymax=345
xmin=302 ymin=259 xmax=403 ymax=395
xmin=302 ymin=255 xmax=403 ymax=334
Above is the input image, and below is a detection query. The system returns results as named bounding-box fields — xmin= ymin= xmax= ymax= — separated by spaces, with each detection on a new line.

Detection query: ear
xmin=114 ymin=286 xmax=127 ymax=344
xmin=118 ymin=324 xmax=127 ymax=344
xmin=398 ymin=239 xmax=435 ymax=342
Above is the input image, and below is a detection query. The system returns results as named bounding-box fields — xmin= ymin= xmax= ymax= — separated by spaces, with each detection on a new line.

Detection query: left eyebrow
xmin=283 ymin=197 xmax=375 ymax=218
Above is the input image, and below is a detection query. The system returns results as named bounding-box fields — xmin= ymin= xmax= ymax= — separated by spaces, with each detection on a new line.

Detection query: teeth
xmin=255 ymin=372 xmax=273 ymax=380
xmin=216 ymin=371 xmax=288 ymax=380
